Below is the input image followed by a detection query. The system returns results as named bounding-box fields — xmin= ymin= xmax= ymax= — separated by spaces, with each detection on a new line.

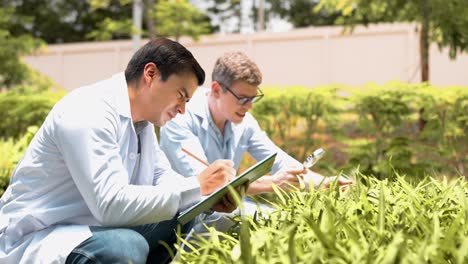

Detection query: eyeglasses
xmin=220 ymin=83 xmax=264 ymax=105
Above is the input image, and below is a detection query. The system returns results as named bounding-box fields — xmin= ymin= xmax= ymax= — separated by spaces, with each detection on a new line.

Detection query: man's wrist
xmin=247 ymin=175 xmax=273 ymax=195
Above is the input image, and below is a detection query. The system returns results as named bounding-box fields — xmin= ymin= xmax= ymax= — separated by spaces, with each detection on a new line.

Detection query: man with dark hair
xmin=0 ymin=38 xmax=236 ymax=263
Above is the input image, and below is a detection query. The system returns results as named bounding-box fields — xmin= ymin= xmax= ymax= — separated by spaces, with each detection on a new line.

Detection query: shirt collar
xmin=113 ymin=73 xmax=150 ymax=132
xmin=113 ymin=72 xmax=132 ymax=119
xmin=186 ymin=88 xmax=209 ymax=132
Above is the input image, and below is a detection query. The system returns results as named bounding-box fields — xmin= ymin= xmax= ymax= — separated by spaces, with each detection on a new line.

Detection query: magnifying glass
xmin=303 ymin=148 xmax=325 ymax=169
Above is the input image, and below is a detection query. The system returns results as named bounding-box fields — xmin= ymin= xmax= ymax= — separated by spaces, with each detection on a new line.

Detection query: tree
xmin=86 ymin=0 xmax=136 ymax=41
xmin=2 ymin=0 xmax=132 ymax=43
xmin=316 ymin=0 xmax=468 ymax=82
xmin=153 ymin=0 xmax=212 ymax=41
xmin=145 ymin=0 xmax=157 ymax=39
xmin=0 ymin=7 xmax=45 ymax=89
xmin=205 ymin=0 xmax=242 ymax=33
xmin=3 ymin=0 xmax=215 ymax=43
xmin=85 ymin=17 xmax=135 ymax=41
xmin=267 ymin=0 xmax=339 ymax=28
xmin=86 ymin=0 xmax=214 ymax=41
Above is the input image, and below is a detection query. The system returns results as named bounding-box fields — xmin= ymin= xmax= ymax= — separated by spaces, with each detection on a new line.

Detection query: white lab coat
xmin=0 ymin=73 xmax=201 ymax=263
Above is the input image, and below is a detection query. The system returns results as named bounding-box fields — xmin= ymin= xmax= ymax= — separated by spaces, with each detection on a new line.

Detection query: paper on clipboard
xmin=177 ymin=152 xmax=277 ymax=225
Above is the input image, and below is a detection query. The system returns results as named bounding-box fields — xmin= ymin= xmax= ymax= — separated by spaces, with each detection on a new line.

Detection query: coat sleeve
xmin=53 ymin=100 xmax=197 ymax=226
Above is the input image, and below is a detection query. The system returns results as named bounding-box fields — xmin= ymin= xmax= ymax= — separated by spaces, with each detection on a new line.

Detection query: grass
xmin=174 ymin=173 xmax=468 ymax=263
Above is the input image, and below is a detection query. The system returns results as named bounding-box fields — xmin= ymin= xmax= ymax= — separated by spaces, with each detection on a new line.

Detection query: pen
xmin=181 ymin=147 xmax=209 ymax=167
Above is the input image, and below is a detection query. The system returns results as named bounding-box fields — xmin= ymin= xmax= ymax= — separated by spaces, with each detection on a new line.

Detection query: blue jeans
xmin=66 ymin=215 xmax=193 ymax=264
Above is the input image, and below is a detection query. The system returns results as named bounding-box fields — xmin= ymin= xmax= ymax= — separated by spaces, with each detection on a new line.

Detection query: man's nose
xmin=177 ymin=102 xmax=186 ymax=114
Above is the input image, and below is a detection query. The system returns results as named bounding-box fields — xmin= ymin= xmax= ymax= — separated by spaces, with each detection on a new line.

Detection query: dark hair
xmin=125 ymin=38 xmax=205 ymax=86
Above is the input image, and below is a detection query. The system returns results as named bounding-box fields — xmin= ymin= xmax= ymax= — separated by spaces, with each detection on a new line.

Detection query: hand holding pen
xmin=181 ymin=148 xmax=235 ymax=195
xmin=181 ymin=148 xmax=238 ymax=212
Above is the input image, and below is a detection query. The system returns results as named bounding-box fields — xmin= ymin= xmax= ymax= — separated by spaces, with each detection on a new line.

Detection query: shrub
xmin=0 ymin=88 xmax=65 ymax=139
xmin=246 ymin=82 xmax=467 ymax=179
xmin=176 ymin=174 xmax=468 ymax=263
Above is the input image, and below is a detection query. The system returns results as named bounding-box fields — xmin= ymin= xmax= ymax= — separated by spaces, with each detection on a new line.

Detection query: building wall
xmin=23 ymin=23 xmax=468 ymax=91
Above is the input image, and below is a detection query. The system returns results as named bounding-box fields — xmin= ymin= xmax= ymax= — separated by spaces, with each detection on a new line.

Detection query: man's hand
xmin=246 ymin=166 xmax=306 ymax=194
xmin=323 ymin=175 xmax=354 ymax=190
xmin=303 ymin=171 xmax=353 ymax=190
xmin=271 ymin=167 xmax=307 ymax=190
xmin=211 ymin=189 xmax=238 ymax=213
xmin=197 ymin=160 xmax=235 ymax=195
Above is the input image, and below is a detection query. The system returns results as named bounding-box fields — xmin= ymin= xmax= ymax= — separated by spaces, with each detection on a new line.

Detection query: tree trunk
xmin=175 ymin=13 xmax=180 ymax=42
xmin=419 ymin=22 xmax=429 ymax=82
xmin=257 ymin=0 xmax=265 ymax=31
xmin=132 ymin=0 xmax=143 ymax=52
xmin=145 ymin=0 xmax=156 ymax=40
xmin=237 ymin=7 xmax=242 ymax=33
xmin=418 ymin=0 xmax=430 ymax=132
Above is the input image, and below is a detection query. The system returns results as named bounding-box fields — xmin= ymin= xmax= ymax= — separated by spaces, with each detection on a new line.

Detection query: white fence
xmin=23 ymin=23 xmax=468 ymax=91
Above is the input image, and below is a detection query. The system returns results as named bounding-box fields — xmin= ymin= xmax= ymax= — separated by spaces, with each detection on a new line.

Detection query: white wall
xmin=23 ymin=23 xmax=468 ymax=91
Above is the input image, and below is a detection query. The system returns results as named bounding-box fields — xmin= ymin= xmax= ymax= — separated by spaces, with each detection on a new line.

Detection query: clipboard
xmin=177 ymin=152 xmax=277 ymax=225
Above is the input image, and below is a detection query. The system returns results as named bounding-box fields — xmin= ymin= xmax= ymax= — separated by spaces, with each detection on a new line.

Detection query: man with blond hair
xmin=160 ymin=51 xmax=352 ymax=235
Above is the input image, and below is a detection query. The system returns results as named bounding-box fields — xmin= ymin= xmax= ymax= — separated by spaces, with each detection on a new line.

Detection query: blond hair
xmin=212 ymin=51 xmax=262 ymax=89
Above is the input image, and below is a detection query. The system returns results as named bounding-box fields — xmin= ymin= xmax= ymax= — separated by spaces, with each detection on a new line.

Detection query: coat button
xmin=129 ymin=153 xmax=136 ymax=160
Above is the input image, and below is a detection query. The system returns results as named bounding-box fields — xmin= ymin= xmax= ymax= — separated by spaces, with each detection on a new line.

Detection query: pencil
xmin=181 ymin=147 xmax=209 ymax=167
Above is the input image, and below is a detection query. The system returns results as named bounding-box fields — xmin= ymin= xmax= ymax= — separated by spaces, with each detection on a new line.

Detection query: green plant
xmin=250 ymin=88 xmax=284 ymax=141
xmin=0 ymin=6 xmax=45 ymax=89
xmin=251 ymin=87 xmax=301 ymax=145
xmin=248 ymin=82 xmax=467 ymax=179
xmin=251 ymin=86 xmax=341 ymax=161
xmin=153 ymin=0 xmax=212 ymax=41
xmin=419 ymin=86 xmax=468 ymax=175
xmin=175 ymin=174 xmax=468 ymax=263
xmin=290 ymin=86 xmax=340 ymax=160
xmin=0 ymin=89 xmax=64 ymax=139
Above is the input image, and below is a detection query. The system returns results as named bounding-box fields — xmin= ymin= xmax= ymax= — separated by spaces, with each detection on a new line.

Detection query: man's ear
xmin=211 ymin=81 xmax=222 ymax=98
xmin=143 ymin=62 xmax=160 ymax=86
